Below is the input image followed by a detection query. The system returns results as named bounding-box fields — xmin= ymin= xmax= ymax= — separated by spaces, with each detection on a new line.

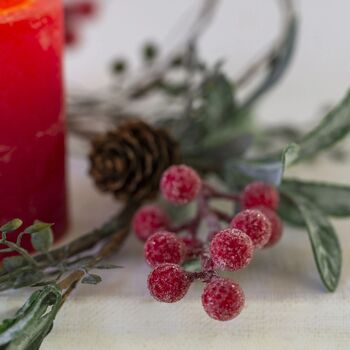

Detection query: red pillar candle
xmin=0 ymin=0 xmax=67 ymax=255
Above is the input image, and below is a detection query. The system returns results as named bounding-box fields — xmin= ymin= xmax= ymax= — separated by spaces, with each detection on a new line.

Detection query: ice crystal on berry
xmin=160 ymin=165 xmax=202 ymax=204
xmin=144 ymin=231 xmax=185 ymax=267
xmin=210 ymin=228 xmax=253 ymax=270
xmin=148 ymin=263 xmax=191 ymax=303
xmin=202 ymin=278 xmax=245 ymax=321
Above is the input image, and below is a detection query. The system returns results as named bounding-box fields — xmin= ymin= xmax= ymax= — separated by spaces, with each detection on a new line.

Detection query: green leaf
xmin=0 ymin=285 xmax=62 ymax=349
xmin=282 ymin=179 xmax=350 ymax=217
xmin=278 ymin=192 xmax=305 ymax=227
xmin=2 ymin=256 xmax=26 ymax=273
xmin=199 ymin=72 xmax=236 ymax=129
xmin=234 ymin=160 xmax=283 ymax=186
xmin=281 ymin=143 xmax=300 ymax=168
xmin=24 ymin=221 xmax=52 ymax=234
xmin=284 ymin=90 xmax=350 ymax=166
xmin=30 ymin=227 xmax=53 ymax=253
xmin=0 ymin=219 xmax=23 ymax=234
xmin=286 ymin=192 xmax=341 ymax=292
xmin=81 ymin=274 xmax=102 ymax=285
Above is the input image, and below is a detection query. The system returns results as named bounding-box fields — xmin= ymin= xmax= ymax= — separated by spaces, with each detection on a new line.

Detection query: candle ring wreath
xmin=1 ymin=0 xmax=350 ymax=348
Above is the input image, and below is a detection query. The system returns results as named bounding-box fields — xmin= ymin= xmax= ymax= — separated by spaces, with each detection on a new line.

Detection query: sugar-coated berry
xmin=160 ymin=165 xmax=202 ymax=205
xmin=210 ymin=228 xmax=253 ymax=271
xmin=231 ymin=209 xmax=272 ymax=249
xmin=202 ymin=278 xmax=245 ymax=321
xmin=241 ymin=181 xmax=279 ymax=210
xmin=181 ymin=236 xmax=203 ymax=260
xmin=144 ymin=231 xmax=185 ymax=267
xmin=148 ymin=263 xmax=191 ymax=303
xmin=255 ymin=206 xmax=283 ymax=247
xmin=132 ymin=205 xmax=170 ymax=241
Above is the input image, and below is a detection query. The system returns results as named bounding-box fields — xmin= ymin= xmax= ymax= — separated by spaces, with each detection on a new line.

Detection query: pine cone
xmin=89 ymin=119 xmax=180 ymax=202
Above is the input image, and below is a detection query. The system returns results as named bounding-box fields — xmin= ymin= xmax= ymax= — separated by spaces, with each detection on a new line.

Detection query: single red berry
xmin=76 ymin=1 xmax=96 ymax=16
xmin=241 ymin=181 xmax=279 ymax=210
xmin=202 ymin=278 xmax=245 ymax=321
xmin=144 ymin=231 xmax=185 ymax=267
xmin=180 ymin=236 xmax=203 ymax=260
xmin=255 ymin=206 xmax=283 ymax=247
xmin=231 ymin=208 xmax=272 ymax=249
xmin=160 ymin=165 xmax=202 ymax=205
xmin=148 ymin=263 xmax=191 ymax=303
xmin=210 ymin=228 xmax=253 ymax=271
xmin=132 ymin=205 xmax=170 ymax=241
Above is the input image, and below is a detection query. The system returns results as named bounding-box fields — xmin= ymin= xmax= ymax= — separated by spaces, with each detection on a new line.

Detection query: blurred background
xmin=65 ymin=0 xmax=350 ymax=126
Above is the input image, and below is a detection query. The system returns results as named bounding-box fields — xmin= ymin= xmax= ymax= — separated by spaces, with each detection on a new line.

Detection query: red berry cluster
xmin=64 ymin=1 xmax=97 ymax=46
xmin=132 ymin=165 xmax=283 ymax=321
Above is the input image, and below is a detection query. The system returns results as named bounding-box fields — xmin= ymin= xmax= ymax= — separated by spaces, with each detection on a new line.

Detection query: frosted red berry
xmin=160 ymin=165 xmax=202 ymax=205
xmin=181 ymin=236 xmax=203 ymax=260
xmin=132 ymin=205 xmax=170 ymax=241
xmin=148 ymin=263 xmax=191 ymax=303
xmin=202 ymin=278 xmax=245 ymax=321
xmin=210 ymin=228 xmax=253 ymax=271
xmin=231 ymin=209 xmax=272 ymax=249
xmin=144 ymin=231 xmax=185 ymax=267
xmin=256 ymin=206 xmax=283 ymax=247
xmin=241 ymin=181 xmax=279 ymax=210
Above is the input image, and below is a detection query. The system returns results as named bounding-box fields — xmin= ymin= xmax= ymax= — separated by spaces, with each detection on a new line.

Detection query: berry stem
xmin=211 ymin=209 xmax=232 ymax=223
xmin=198 ymin=193 xmax=221 ymax=237
xmin=202 ymin=183 xmax=241 ymax=201
xmin=171 ymin=214 xmax=200 ymax=237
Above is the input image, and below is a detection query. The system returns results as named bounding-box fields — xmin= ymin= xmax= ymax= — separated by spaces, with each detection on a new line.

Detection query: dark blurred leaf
xmin=13 ymin=271 xmax=44 ymax=289
xmin=0 ymin=220 xmax=22 ymax=234
xmin=199 ymin=72 xmax=236 ymax=129
xmin=286 ymin=192 xmax=341 ymax=292
xmin=3 ymin=256 xmax=26 ymax=273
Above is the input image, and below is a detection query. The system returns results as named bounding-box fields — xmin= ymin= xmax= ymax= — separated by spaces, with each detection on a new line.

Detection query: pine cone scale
xmin=89 ymin=119 xmax=180 ymax=202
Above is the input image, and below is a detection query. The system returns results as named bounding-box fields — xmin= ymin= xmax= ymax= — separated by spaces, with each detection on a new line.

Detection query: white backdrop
xmin=66 ymin=0 xmax=350 ymax=124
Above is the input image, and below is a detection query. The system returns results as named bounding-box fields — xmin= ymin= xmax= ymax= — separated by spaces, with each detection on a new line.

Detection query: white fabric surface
xmin=25 ymin=155 xmax=348 ymax=349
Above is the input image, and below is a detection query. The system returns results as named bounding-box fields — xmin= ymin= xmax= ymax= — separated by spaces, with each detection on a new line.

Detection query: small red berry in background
xmin=231 ymin=208 xmax=272 ymax=249
xmin=148 ymin=263 xmax=191 ymax=303
xmin=64 ymin=0 xmax=98 ymax=47
xmin=256 ymin=206 xmax=283 ymax=247
xmin=241 ymin=181 xmax=279 ymax=210
xmin=132 ymin=205 xmax=170 ymax=241
xmin=202 ymin=278 xmax=245 ymax=321
xmin=210 ymin=228 xmax=253 ymax=270
xmin=160 ymin=165 xmax=202 ymax=205
xmin=144 ymin=231 xmax=185 ymax=267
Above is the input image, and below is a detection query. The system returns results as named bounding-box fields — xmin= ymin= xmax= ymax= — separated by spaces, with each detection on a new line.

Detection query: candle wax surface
xmin=0 ymin=0 xmax=67 ymax=257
